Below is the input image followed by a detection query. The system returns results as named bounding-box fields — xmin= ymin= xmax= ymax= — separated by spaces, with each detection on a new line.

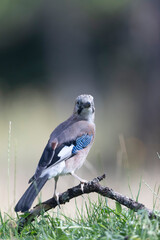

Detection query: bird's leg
xmin=71 ymin=172 xmax=88 ymax=183
xmin=53 ymin=176 xmax=60 ymax=208
xmin=71 ymin=172 xmax=88 ymax=192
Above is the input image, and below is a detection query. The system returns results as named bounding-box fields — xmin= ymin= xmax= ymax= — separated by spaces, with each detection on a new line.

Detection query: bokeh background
xmin=1 ymin=0 xmax=160 ymax=215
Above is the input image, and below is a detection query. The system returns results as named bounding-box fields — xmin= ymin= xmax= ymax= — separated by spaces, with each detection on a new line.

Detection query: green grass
xmin=0 ymin=197 xmax=160 ymax=239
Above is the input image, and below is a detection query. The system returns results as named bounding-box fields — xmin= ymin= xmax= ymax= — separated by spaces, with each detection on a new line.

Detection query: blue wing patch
xmin=72 ymin=134 xmax=93 ymax=154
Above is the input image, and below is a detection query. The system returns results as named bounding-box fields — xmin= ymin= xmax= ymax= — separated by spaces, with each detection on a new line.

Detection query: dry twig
xmin=17 ymin=174 xmax=158 ymax=231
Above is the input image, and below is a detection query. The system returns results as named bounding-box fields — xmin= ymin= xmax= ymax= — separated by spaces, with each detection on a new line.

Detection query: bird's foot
xmin=70 ymin=172 xmax=88 ymax=192
xmin=53 ymin=193 xmax=61 ymax=208
xmin=80 ymin=179 xmax=88 ymax=192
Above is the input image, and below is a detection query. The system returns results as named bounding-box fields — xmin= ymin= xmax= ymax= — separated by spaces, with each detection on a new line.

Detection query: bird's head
xmin=73 ymin=94 xmax=95 ymax=122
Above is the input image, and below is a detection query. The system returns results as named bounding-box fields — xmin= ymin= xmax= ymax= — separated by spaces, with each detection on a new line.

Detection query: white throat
xmin=80 ymin=108 xmax=95 ymax=122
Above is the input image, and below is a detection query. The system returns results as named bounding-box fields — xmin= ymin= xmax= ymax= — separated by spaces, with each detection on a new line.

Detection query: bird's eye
xmin=77 ymin=101 xmax=80 ymax=105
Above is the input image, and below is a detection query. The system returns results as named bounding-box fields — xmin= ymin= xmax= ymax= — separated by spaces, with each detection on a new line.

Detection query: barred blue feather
xmin=72 ymin=134 xmax=93 ymax=154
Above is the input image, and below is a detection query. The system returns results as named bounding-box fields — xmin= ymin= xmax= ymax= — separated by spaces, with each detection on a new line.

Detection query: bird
xmin=15 ymin=94 xmax=95 ymax=213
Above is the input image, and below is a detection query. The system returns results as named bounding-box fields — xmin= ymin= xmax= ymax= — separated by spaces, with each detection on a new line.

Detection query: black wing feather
xmin=29 ymin=143 xmax=54 ymax=182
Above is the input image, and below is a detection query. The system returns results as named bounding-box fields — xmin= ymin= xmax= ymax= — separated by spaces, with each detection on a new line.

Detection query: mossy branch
xmin=17 ymin=174 xmax=158 ymax=232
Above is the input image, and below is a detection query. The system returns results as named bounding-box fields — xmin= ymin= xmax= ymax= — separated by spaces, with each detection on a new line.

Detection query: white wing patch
xmin=57 ymin=144 xmax=74 ymax=161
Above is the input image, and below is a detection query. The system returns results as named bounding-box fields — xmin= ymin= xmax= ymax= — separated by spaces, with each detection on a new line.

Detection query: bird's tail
xmin=15 ymin=175 xmax=48 ymax=212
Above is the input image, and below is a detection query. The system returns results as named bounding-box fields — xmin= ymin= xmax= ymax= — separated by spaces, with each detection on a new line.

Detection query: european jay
xmin=15 ymin=94 xmax=95 ymax=212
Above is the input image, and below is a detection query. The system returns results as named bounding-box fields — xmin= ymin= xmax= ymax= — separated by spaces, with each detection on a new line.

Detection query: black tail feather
xmin=15 ymin=175 xmax=48 ymax=212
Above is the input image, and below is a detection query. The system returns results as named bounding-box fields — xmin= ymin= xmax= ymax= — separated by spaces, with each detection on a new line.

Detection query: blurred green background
xmin=1 ymin=0 xmax=160 ymax=214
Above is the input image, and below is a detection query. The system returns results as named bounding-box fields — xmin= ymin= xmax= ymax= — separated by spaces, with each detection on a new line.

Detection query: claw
xmin=54 ymin=193 xmax=61 ymax=208
xmin=80 ymin=180 xmax=88 ymax=192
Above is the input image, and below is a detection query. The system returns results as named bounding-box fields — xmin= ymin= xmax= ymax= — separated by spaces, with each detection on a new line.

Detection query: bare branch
xmin=17 ymin=174 xmax=158 ymax=232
